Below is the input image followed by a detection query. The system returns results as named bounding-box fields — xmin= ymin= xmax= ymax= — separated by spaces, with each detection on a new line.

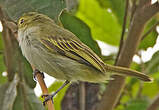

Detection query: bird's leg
xmin=33 ymin=69 xmax=45 ymax=81
xmin=42 ymin=80 xmax=70 ymax=105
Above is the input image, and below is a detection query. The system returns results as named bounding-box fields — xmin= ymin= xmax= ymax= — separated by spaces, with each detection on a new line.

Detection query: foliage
xmin=59 ymin=10 xmax=101 ymax=56
xmin=0 ymin=0 xmax=66 ymax=21
xmin=139 ymin=19 xmax=158 ymax=50
xmin=96 ymin=0 xmax=125 ymax=25
xmin=76 ymin=0 xmax=122 ymax=46
xmin=0 ymin=0 xmax=158 ymax=110
xmin=0 ymin=32 xmax=7 ymax=84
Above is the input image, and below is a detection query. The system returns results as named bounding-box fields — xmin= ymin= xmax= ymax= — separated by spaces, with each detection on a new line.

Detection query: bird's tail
xmin=105 ymin=64 xmax=153 ymax=82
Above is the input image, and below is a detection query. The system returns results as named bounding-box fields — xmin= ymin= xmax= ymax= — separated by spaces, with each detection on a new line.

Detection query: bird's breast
xmin=18 ymin=29 xmax=67 ymax=80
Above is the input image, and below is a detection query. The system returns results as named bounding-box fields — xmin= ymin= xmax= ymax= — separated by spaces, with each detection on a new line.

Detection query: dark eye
xmin=20 ymin=19 xmax=24 ymax=24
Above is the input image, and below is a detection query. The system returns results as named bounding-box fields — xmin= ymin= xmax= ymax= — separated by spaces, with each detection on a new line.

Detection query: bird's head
xmin=18 ymin=12 xmax=54 ymax=30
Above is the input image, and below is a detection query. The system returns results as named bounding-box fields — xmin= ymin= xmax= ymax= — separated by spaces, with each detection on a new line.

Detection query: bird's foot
xmin=42 ymin=80 xmax=70 ymax=106
xmin=33 ymin=69 xmax=45 ymax=81
xmin=42 ymin=93 xmax=57 ymax=105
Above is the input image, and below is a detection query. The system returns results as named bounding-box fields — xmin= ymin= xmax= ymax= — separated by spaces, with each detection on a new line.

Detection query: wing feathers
xmin=41 ymin=37 xmax=105 ymax=73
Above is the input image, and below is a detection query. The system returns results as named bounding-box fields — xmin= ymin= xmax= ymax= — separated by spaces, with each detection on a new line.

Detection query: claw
xmin=42 ymin=94 xmax=54 ymax=106
xmin=41 ymin=94 xmax=49 ymax=98
xmin=41 ymin=80 xmax=70 ymax=106
xmin=33 ymin=69 xmax=45 ymax=81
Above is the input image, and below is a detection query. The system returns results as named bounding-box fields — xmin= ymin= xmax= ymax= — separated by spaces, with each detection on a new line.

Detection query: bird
xmin=17 ymin=12 xmax=153 ymax=104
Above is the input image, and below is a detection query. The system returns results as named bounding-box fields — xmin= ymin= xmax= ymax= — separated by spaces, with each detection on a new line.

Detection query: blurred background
xmin=0 ymin=0 xmax=159 ymax=110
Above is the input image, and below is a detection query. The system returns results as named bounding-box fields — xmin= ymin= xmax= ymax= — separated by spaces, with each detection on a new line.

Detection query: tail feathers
xmin=105 ymin=64 xmax=153 ymax=82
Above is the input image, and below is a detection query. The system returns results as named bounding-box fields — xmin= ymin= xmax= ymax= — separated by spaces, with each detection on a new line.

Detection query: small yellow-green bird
xmin=17 ymin=12 xmax=152 ymax=103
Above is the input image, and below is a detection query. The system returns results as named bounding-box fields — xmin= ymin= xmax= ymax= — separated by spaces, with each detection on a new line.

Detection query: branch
xmin=4 ymin=21 xmax=18 ymax=39
xmin=147 ymin=94 xmax=159 ymax=110
xmin=139 ymin=0 xmax=151 ymax=7
xmin=130 ymin=0 xmax=137 ymax=22
xmin=140 ymin=2 xmax=159 ymax=23
xmin=115 ymin=0 xmax=129 ymax=64
xmin=0 ymin=8 xmax=16 ymax=81
xmin=34 ymin=70 xmax=55 ymax=110
xmin=79 ymin=82 xmax=86 ymax=110
xmin=97 ymin=2 xmax=159 ymax=110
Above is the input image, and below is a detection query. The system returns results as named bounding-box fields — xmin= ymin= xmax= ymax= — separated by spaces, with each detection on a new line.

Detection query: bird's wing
xmin=40 ymin=36 xmax=106 ymax=73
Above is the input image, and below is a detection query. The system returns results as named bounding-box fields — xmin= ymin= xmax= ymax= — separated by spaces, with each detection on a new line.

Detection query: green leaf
xmin=125 ymin=98 xmax=149 ymax=110
xmin=0 ymin=0 xmax=66 ymax=21
xmin=142 ymin=72 xmax=159 ymax=98
xmin=145 ymin=51 xmax=159 ymax=74
xmin=139 ymin=19 xmax=158 ymax=50
xmin=13 ymin=81 xmax=44 ymax=110
xmin=76 ymin=0 xmax=121 ymax=46
xmin=20 ymin=55 xmax=36 ymax=88
xmin=0 ymin=55 xmax=7 ymax=84
xmin=48 ymin=81 xmax=69 ymax=110
xmin=96 ymin=0 xmax=125 ymax=25
xmin=0 ymin=32 xmax=6 ymax=84
xmin=95 ymin=0 xmax=111 ymax=8
xmin=59 ymin=10 xmax=101 ymax=56
xmin=127 ymin=79 xmax=140 ymax=97
xmin=0 ymin=74 xmax=44 ymax=110
xmin=0 ymin=32 xmax=3 ymax=50
xmin=0 ymin=75 xmax=19 ymax=110
xmin=139 ymin=31 xmax=158 ymax=50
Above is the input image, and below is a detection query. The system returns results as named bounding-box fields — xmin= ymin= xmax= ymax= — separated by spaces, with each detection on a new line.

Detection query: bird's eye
xmin=20 ymin=19 xmax=24 ymax=24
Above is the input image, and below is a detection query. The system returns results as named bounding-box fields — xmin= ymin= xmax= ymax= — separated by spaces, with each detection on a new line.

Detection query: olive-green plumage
xmin=18 ymin=12 xmax=152 ymax=83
